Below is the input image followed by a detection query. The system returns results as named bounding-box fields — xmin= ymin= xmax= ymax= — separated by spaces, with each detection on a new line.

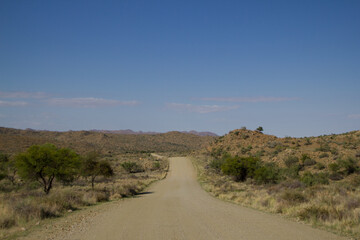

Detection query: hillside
xmin=207 ymin=128 xmax=360 ymax=167
xmin=0 ymin=127 xmax=215 ymax=155
xmin=194 ymin=128 xmax=360 ymax=238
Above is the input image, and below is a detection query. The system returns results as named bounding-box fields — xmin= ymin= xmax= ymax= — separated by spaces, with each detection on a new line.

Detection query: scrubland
xmin=193 ymin=128 xmax=360 ymax=239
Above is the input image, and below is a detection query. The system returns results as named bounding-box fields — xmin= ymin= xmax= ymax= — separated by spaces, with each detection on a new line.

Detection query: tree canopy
xmin=15 ymin=144 xmax=80 ymax=194
xmin=82 ymin=152 xmax=113 ymax=189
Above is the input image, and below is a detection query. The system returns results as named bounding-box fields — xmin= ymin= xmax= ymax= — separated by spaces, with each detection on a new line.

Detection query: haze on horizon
xmin=0 ymin=0 xmax=359 ymax=137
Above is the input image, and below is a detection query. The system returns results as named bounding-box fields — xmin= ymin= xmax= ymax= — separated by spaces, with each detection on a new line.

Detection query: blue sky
xmin=0 ymin=0 xmax=359 ymax=137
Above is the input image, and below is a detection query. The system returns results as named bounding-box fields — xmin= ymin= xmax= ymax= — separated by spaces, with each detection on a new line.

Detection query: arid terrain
xmin=194 ymin=128 xmax=360 ymax=239
xmin=19 ymin=157 xmax=349 ymax=240
xmin=1 ymin=127 xmax=359 ymax=239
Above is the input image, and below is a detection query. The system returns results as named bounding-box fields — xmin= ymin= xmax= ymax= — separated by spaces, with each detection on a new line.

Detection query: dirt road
xmin=32 ymin=157 xmax=349 ymax=240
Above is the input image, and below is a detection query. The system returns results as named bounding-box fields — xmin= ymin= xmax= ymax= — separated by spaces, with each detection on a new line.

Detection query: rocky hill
xmin=207 ymin=128 xmax=360 ymax=167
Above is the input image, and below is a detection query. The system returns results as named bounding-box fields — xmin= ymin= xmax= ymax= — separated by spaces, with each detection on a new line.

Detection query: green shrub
xmin=316 ymin=143 xmax=330 ymax=152
xmin=281 ymin=165 xmax=302 ymax=179
xmin=280 ymin=190 xmax=307 ymax=204
xmin=221 ymin=156 xmax=259 ymax=182
xmin=329 ymin=172 xmax=343 ymax=181
xmin=315 ymin=162 xmax=325 ymax=170
xmin=300 ymin=172 xmax=329 ymax=186
xmin=0 ymin=216 xmax=16 ymax=229
xmin=329 ymin=163 xmax=340 ymax=173
xmin=254 ymin=150 xmax=265 ymax=158
xmin=152 ymin=162 xmax=161 ymax=170
xmin=297 ymin=206 xmax=330 ymax=221
xmin=330 ymin=148 xmax=338 ymax=155
xmin=319 ymin=153 xmax=329 ymax=158
xmin=208 ymin=158 xmax=225 ymax=172
xmin=241 ymin=145 xmax=252 ymax=154
xmin=300 ymin=154 xmax=310 ymax=163
xmin=256 ymin=126 xmax=263 ymax=132
xmin=284 ymin=156 xmax=299 ymax=168
xmin=121 ymin=161 xmax=144 ymax=173
xmin=253 ymin=163 xmax=279 ymax=184
xmin=303 ymin=158 xmax=317 ymax=166
xmin=338 ymin=157 xmax=359 ymax=175
xmin=241 ymin=133 xmax=249 ymax=139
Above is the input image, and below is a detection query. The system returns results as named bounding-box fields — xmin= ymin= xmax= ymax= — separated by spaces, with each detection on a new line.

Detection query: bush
xmin=338 ymin=157 xmax=359 ymax=175
xmin=0 ymin=216 xmax=16 ymax=229
xmin=300 ymin=172 xmax=329 ymax=186
xmin=152 ymin=162 xmax=161 ymax=170
xmin=315 ymin=162 xmax=325 ymax=170
xmin=221 ymin=156 xmax=259 ymax=182
xmin=329 ymin=163 xmax=340 ymax=173
xmin=208 ymin=158 xmax=225 ymax=172
xmin=297 ymin=206 xmax=330 ymax=221
xmin=280 ymin=190 xmax=307 ymax=204
xmin=281 ymin=165 xmax=302 ymax=179
xmin=303 ymin=158 xmax=317 ymax=166
xmin=329 ymin=172 xmax=343 ymax=181
xmin=121 ymin=161 xmax=144 ymax=173
xmin=256 ymin=126 xmax=263 ymax=132
xmin=253 ymin=163 xmax=279 ymax=184
xmin=319 ymin=153 xmax=329 ymax=158
xmin=240 ymin=145 xmax=252 ymax=154
xmin=316 ymin=143 xmax=330 ymax=152
xmin=284 ymin=156 xmax=299 ymax=168
xmin=254 ymin=150 xmax=265 ymax=158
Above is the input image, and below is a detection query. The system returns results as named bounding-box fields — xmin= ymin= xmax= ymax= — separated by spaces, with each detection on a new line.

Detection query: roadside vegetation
xmin=0 ymin=144 xmax=169 ymax=239
xmin=193 ymin=128 xmax=360 ymax=239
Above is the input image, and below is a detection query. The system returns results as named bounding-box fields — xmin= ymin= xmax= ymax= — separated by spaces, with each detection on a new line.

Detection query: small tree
xmin=256 ymin=126 xmax=263 ymax=132
xmin=82 ymin=152 xmax=113 ymax=189
xmin=15 ymin=144 xmax=80 ymax=194
xmin=121 ymin=161 xmax=144 ymax=173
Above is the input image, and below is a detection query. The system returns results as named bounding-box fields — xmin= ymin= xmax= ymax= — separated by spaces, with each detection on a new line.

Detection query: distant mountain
xmin=90 ymin=129 xmax=160 ymax=135
xmin=91 ymin=129 xmax=218 ymax=137
xmin=0 ymin=127 xmax=216 ymax=155
xmin=180 ymin=131 xmax=218 ymax=137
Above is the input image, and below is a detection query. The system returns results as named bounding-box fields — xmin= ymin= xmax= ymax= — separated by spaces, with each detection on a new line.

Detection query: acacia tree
xmin=15 ymin=144 xmax=80 ymax=194
xmin=81 ymin=152 xmax=113 ymax=189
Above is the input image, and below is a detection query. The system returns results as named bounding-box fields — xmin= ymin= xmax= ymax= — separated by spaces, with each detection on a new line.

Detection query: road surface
xmin=38 ymin=157 xmax=350 ymax=240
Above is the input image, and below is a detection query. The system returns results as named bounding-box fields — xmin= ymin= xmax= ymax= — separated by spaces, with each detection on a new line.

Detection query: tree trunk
xmin=91 ymin=176 xmax=95 ymax=189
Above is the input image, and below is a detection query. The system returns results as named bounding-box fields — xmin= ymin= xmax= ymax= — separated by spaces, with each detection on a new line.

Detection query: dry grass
xmin=192 ymin=155 xmax=360 ymax=239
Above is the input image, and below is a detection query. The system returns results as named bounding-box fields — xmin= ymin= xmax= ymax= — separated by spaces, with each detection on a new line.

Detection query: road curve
xmin=67 ymin=157 xmax=348 ymax=240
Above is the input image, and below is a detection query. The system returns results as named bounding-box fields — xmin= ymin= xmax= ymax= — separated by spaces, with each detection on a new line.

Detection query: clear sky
xmin=0 ymin=0 xmax=359 ymax=137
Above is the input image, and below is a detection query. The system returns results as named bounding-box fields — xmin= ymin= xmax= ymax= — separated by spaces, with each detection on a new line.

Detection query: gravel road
xmin=22 ymin=157 xmax=350 ymax=240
